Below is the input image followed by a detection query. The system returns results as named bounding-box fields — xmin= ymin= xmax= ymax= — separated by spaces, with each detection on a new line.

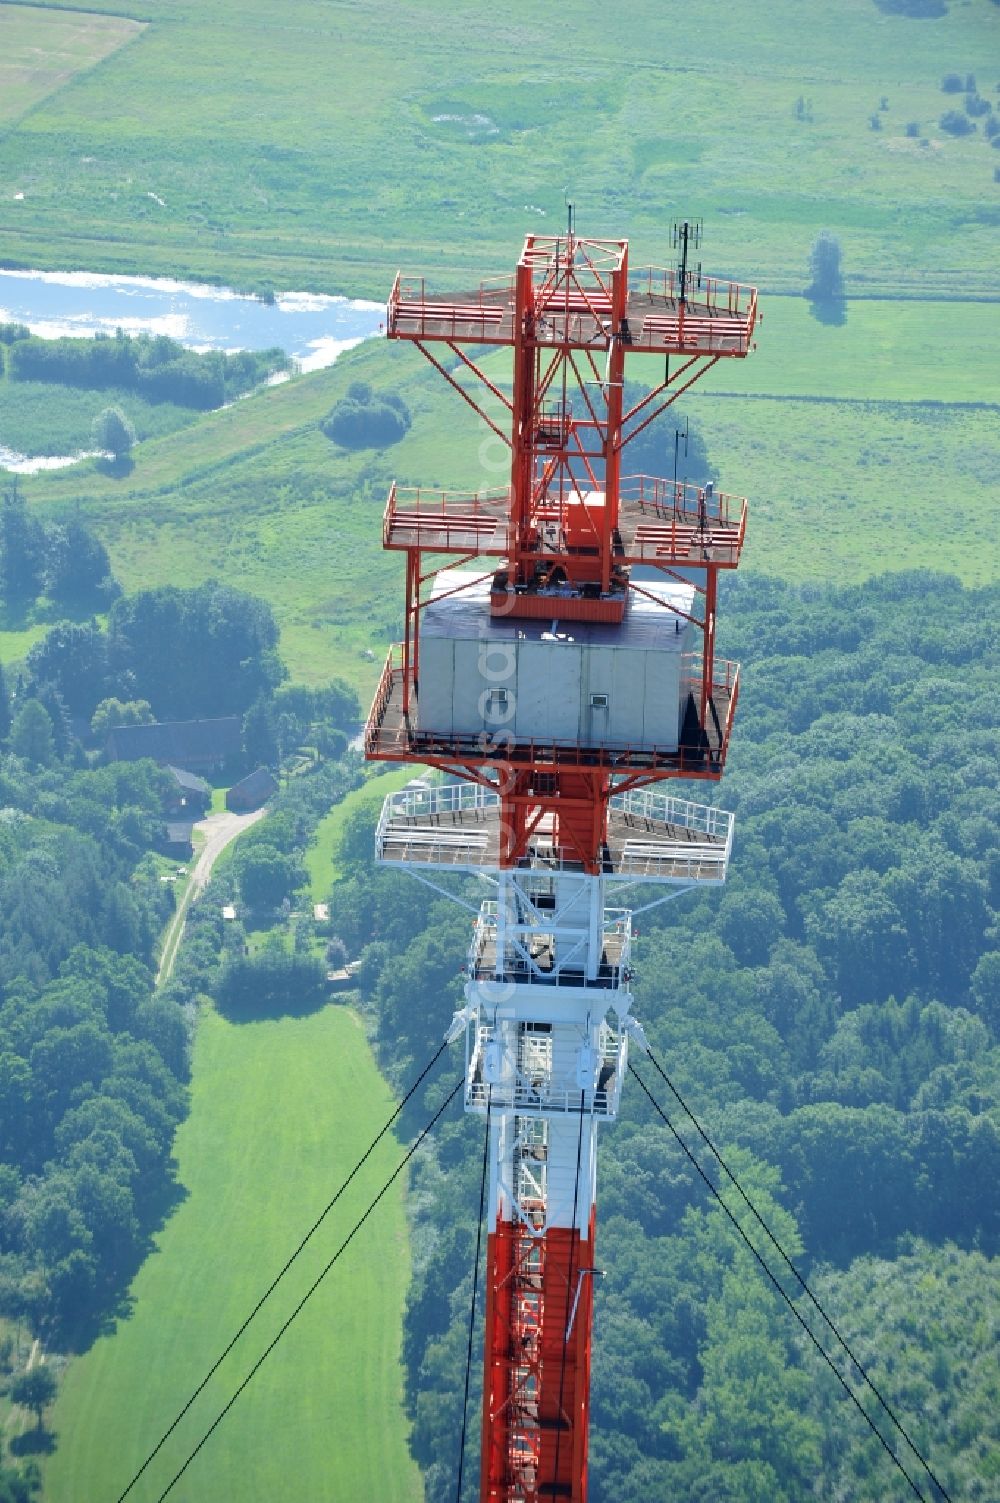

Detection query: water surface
xmin=0 ymin=268 xmax=384 ymax=470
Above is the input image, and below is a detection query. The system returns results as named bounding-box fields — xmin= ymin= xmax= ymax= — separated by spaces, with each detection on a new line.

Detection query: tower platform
xmin=375 ymin=785 xmax=733 ymax=884
xmin=381 ymin=479 xmax=747 ymax=570
xmin=387 ymin=268 xmax=757 ymax=356
xmin=365 ymin=649 xmax=738 ymax=776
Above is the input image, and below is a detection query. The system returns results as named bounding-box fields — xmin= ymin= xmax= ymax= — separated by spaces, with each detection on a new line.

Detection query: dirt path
xmin=156 ymin=808 xmax=267 ymax=986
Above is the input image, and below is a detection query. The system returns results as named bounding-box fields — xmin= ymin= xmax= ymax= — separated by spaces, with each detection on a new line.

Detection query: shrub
xmin=92 ymin=405 xmax=136 ymax=458
xmin=966 ymin=93 xmax=992 ymax=117
xmin=870 ymin=113 xmax=882 ymax=130
xmin=939 ymin=109 xmax=975 ymax=135
xmin=320 ymin=386 xmax=412 ymax=450
xmin=941 ymin=74 xmax=964 ymax=93
xmin=986 ymin=115 xmax=1000 ymax=139
xmin=905 ymin=121 xmax=921 ymax=137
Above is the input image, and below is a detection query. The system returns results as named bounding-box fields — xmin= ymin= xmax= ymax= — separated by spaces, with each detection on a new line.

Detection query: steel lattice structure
xmin=366 ymin=228 xmax=757 ymax=1502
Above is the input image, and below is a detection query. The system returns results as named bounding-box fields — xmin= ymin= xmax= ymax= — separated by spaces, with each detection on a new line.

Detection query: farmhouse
xmin=106 ymin=717 xmax=241 ymax=773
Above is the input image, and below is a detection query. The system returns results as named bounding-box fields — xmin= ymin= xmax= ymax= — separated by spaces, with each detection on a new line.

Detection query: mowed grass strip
xmin=44 ymin=1005 xmax=424 ymax=1503
xmin=306 ymin=768 xmax=416 ymax=903
xmin=0 ymin=6 xmax=144 ymax=125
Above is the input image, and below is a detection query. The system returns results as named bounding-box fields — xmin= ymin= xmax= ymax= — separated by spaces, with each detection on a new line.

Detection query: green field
xmin=0 ymin=4 xmax=143 ymax=124
xmin=43 ymin=1004 xmax=423 ymax=1503
xmin=305 ymin=767 xmax=415 ymax=903
xmin=0 ymin=0 xmax=997 ymax=298
xmin=0 ymin=372 xmax=202 ymax=456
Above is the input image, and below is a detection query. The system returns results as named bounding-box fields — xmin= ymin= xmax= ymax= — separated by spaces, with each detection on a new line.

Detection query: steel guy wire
xmin=641 ymin=1044 xmax=953 ymax=1503
xmin=629 ymin=1063 xmax=940 ymax=1503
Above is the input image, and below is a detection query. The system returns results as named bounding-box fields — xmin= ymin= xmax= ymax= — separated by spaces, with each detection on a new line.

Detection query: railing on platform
xmin=619 ymin=474 xmax=744 ymax=530
xmin=382 ymin=480 xmax=511 ymax=548
xmin=466 ymin=1022 xmax=626 ymax=1119
xmin=468 ymin=902 xmax=632 ymax=989
xmin=629 ymin=264 xmax=757 ymax=319
xmin=387 ymin=273 xmax=516 ymax=339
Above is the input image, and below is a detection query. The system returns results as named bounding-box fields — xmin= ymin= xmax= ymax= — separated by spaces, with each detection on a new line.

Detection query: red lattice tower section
xmin=366 ymin=229 xmax=757 ymax=1503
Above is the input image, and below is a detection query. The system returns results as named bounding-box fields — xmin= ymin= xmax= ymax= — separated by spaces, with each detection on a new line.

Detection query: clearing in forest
xmin=43 ymin=1006 xmax=422 ymax=1503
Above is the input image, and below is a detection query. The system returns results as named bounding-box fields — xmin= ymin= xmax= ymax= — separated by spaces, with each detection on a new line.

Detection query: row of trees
xmin=0 ymin=745 xmax=189 ymax=1341
xmin=329 ymin=569 xmax=1000 ymax=1501
xmin=6 ymin=330 xmax=290 ymax=411
xmin=8 ymin=581 xmax=283 ymax=744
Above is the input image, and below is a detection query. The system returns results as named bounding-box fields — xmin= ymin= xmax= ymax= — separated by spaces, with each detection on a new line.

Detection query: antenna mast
xmin=366 ymin=224 xmax=758 ymax=1501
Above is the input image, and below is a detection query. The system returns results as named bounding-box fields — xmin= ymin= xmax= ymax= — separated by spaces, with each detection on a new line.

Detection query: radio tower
xmin=366 ymin=222 xmax=758 ymax=1502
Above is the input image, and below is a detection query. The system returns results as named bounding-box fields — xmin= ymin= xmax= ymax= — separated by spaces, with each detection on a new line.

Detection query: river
xmin=0 ymin=268 xmax=384 ymax=472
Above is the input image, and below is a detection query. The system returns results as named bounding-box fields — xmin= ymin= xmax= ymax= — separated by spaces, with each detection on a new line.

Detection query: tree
xmin=0 ymin=484 xmax=45 ymax=607
xmin=234 ymin=843 xmax=297 ymax=910
xmin=939 ymin=108 xmax=975 ymax=136
xmin=10 ymin=1366 xmax=56 ymax=1431
xmin=805 ymin=232 xmax=844 ymax=305
xmin=92 ymin=406 xmax=136 ymax=461
xmin=90 ymin=696 xmax=155 ymax=740
xmin=107 ymin=582 xmax=284 ymax=720
xmin=9 ymin=700 xmax=56 ymax=768
xmin=242 ymin=696 xmax=279 ymax=768
xmin=321 ymin=387 xmax=411 ymax=450
xmin=0 ymin=661 xmax=10 ymax=744
xmin=26 ymin=622 xmax=109 ymax=718
xmin=46 ymin=519 xmax=120 ymax=608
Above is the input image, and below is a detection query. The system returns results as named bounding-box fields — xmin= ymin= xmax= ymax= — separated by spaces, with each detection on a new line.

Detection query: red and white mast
xmin=366 ymin=227 xmax=757 ymax=1501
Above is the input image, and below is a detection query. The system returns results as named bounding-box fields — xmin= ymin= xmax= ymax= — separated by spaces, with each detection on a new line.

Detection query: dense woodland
xmin=331 ymin=570 xmax=1000 ymax=1502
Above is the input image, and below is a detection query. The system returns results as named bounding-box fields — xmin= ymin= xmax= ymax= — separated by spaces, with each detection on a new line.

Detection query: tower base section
xmin=481 ymin=1215 xmax=594 ymax=1503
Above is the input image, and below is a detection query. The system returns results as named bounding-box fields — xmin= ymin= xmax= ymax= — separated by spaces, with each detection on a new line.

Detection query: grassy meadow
xmin=0 ymin=371 xmax=202 ymax=456
xmin=43 ymin=1004 xmax=424 ymax=1503
xmin=0 ymin=4 xmax=143 ymax=124
xmin=0 ymin=0 xmax=997 ymax=298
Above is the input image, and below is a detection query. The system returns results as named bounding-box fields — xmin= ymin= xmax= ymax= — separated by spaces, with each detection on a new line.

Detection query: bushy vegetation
xmin=940 ymin=108 xmax=976 ymax=135
xmin=0 ymin=759 xmax=185 ymax=1344
xmin=91 ymin=406 xmax=135 ymax=461
xmin=6 ymin=332 xmax=289 ymax=413
xmin=331 ymin=571 xmax=1000 ymax=1501
xmin=1 ymin=487 xmax=119 ymax=614
xmin=321 ymin=381 xmax=412 ymax=451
